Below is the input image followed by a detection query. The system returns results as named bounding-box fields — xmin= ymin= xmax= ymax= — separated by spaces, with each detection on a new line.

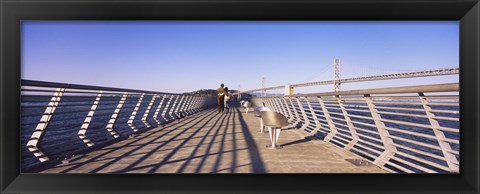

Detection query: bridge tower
xmin=334 ymin=58 xmax=341 ymax=92
xmin=238 ymin=84 xmax=241 ymax=100
xmin=262 ymin=77 xmax=266 ymax=97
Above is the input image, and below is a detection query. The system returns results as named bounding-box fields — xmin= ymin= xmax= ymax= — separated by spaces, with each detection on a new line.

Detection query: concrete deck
xmin=40 ymin=105 xmax=388 ymax=173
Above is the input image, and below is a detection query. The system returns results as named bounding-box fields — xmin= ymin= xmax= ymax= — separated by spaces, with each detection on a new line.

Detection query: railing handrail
xmin=22 ymin=79 xmax=180 ymax=95
xmin=261 ymin=83 xmax=458 ymax=98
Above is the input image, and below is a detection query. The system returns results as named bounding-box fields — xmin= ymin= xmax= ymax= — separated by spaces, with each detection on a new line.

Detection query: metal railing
xmin=250 ymin=83 xmax=459 ymax=173
xmin=21 ymin=80 xmax=217 ymax=169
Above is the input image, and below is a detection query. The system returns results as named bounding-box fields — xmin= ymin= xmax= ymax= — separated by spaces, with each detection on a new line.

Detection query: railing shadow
xmin=49 ymin=103 xmax=266 ymax=173
xmin=56 ymin=110 xmax=215 ymax=173
xmin=89 ymin=109 xmax=218 ymax=173
xmin=235 ymin=103 xmax=266 ymax=173
xmin=280 ymin=138 xmax=311 ymax=147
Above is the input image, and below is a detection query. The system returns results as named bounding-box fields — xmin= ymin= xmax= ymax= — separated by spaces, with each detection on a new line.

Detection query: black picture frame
xmin=1 ymin=0 xmax=479 ymax=193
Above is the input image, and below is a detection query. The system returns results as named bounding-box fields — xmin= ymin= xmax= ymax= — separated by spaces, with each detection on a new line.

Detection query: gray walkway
xmin=40 ymin=106 xmax=388 ymax=173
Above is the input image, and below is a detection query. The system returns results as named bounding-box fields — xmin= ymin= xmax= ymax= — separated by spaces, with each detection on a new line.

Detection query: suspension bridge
xmin=241 ymin=67 xmax=459 ymax=93
xmin=21 ymin=66 xmax=459 ymax=173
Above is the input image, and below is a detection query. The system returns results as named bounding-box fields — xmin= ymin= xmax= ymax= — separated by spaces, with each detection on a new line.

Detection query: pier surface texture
xmin=40 ymin=106 xmax=387 ymax=173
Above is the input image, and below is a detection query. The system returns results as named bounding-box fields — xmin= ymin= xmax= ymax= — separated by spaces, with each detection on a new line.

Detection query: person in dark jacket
xmin=217 ymin=84 xmax=225 ymax=113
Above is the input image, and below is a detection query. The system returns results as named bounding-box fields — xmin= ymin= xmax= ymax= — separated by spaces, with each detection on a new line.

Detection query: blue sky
xmin=22 ymin=21 xmax=459 ymax=94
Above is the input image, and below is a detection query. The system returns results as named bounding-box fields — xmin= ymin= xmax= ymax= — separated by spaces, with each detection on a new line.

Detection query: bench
xmin=261 ymin=111 xmax=289 ymax=149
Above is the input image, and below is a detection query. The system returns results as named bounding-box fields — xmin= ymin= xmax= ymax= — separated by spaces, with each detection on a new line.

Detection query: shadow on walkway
xmin=46 ymin=105 xmax=266 ymax=173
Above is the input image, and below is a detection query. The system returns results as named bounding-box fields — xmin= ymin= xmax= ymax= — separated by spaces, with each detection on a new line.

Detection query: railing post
xmin=296 ymin=97 xmax=311 ymax=131
xmin=190 ymin=96 xmax=200 ymax=114
xmin=194 ymin=96 xmax=201 ymax=111
xmin=180 ymin=95 xmax=191 ymax=114
xmin=273 ymin=98 xmax=281 ymax=113
xmin=153 ymin=95 xmax=166 ymax=125
xmin=169 ymin=95 xmax=180 ymax=119
xmin=174 ymin=95 xmax=185 ymax=117
xmin=269 ymin=98 xmax=276 ymax=111
xmin=266 ymin=98 xmax=273 ymax=110
xmin=336 ymin=95 xmax=359 ymax=150
xmin=276 ymin=97 xmax=288 ymax=117
xmin=162 ymin=95 xmax=174 ymax=122
xmin=418 ymin=93 xmax=459 ymax=173
xmin=141 ymin=94 xmax=157 ymax=128
xmin=305 ymin=97 xmax=322 ymax=135
xmin=267 ymin=97 xmax=275 ymax=110
xmin=184 ymin=96 xmax=193 ymax=114
xmin=78 ymin=91 xmax=102 ymax=147
xmin=26 ymin=88 xmax=65 ymax=162
xmin=271 ymin=97 xmax=280 ymax=112
xmin=273 ymin=98 xmax=284 ymax=114
xmin=195 ymin=96 xmax=203 ymax=112
xmin=270 ymin=97 xmax=279 ymax=111
xmin=105 ymin=93 xmax=126 ymax=139
xmin=188 ymin=96 xmax=199 ymax=113
xmin=177 ymin=95 xmax=186 ymax=114
xmin=128 ymin=93 xmax=144 ymax=132
xmin=282 ymin=97 xmax=295 ymax=123
xmin=288 ymin=97 xmax=302 ymax=127
xmin=319 ymin=96 xmax=338 ymax=142
xmin=364 ymin=94 xmax=397 ymax=166
xmin=180 ymin=96 xmax=192 ymax=113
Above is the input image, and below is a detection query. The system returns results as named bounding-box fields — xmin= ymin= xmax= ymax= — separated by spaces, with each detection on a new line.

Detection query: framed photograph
xmin=1 ymin=0 xmax=479 ymax=193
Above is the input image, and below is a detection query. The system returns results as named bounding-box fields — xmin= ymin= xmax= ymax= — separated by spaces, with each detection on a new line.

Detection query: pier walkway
xmin=21 ymin=78 xmax=459 ymax=173
xmin=39 ymin=105 xmax=387 ymax=173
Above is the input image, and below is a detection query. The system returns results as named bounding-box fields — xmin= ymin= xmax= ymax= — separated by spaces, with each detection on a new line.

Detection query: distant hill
xmin=183 ymin=89 xmax=251 ymax=98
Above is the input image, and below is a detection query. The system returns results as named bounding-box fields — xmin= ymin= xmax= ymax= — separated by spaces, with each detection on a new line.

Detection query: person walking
xmin=224 ymin=87 xmax=230 ymax=113
xmin=217 ymin=84 xmax=225 ymax=113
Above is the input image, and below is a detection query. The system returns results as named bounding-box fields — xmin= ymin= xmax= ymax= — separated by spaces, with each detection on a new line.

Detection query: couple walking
xmin=217 ymin=83 xmax=232 ymax=113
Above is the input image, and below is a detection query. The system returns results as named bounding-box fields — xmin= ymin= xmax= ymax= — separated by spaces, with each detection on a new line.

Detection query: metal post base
xmin=258 ymin=118 xmax=265 ymax=133
xmin=267 ymin=127 xmax=283 ymax=149
xmin=266 ymin=145 xmax=283 ymax=149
